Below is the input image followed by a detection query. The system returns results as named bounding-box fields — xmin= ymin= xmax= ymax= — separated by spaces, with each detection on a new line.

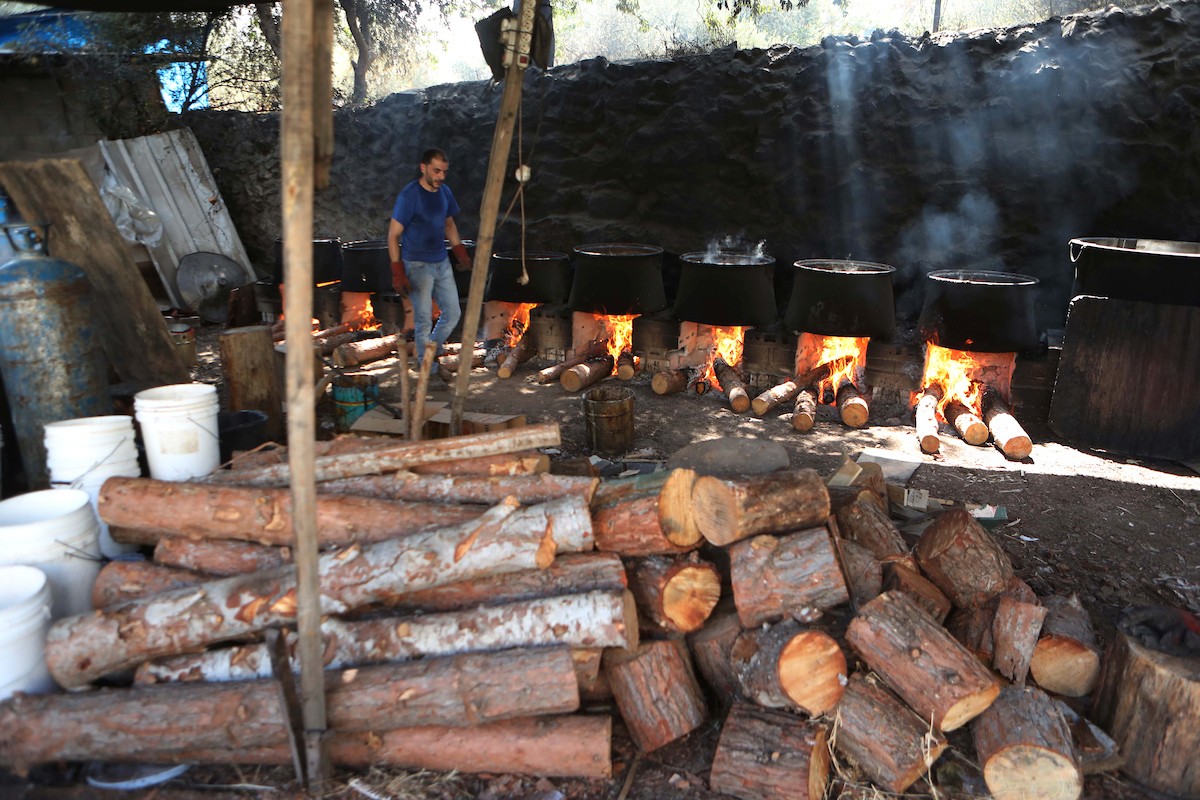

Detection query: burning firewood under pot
xmin=531 ymin=311 xmax=642 ymax=393
xmin=650 ymin=323 xmax=752 ymax=412
xmin=746 ymin=332 xmax=872 ymax=431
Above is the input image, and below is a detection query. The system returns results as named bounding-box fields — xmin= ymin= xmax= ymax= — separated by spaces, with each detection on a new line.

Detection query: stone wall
xmin=183 ymin=0 xmax=1200 ymax=331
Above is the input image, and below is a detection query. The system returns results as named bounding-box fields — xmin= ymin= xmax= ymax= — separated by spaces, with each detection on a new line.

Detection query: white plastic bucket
xmin=44 ymin=415 xmax=141 ymax=558
xmin=134 ymin=383 xmax=220 ymax=481
xmin=0 ymin=489 xmax=102 ymax=619
xmin=0 ymin=565 xmax=55 ymax=700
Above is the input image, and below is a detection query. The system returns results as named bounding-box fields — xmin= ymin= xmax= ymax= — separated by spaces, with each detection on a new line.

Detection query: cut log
xmin=533 ymin=345 xmax=602 ymax=384
xmin=914 ymin=385 xmax=943 ymax=454
xmin=1092 ymin=626 xmax=1200 ymax=797
xmin=709 ymin=702 xmax=829 ymax=800
xmin=0 ymin=647 xmax=580 ymax=772
xmin=882 ymin=562 xmax=953 ymax=625
xmin=616 ymin=350 xmax=637 ymax=380
xmin=101 ymin=476 xmax=483 ymax=548
xmin=651 ymin=368 xmax=689 ymax=395
xmin=45 ymin=499 xmax=560 ymax=687
xmin=437 ymin=346 xmax=486 ymax=374
xmin=318 ymin=471 xmax=599 ymax=506
xmin=318 ymin=331 xmax=358 ymax=356
xmin=972 ymin=684 xmax=1082 ymax=800
xmin=852 ymin=461 xmax=888 ymax=506
xmin=983 ymin=391 xmax=1033 ymax=461
xmin=730 ymin=620 xmax=846 ymax=716
xmin=135 ymin=589 xmax=639 ymax=684
xmin=947 ymin=400 xmax=989 ymax=446
xmin=728 ymin=528 xmax=850 ymax=628
xmin=91 ymin=560 xmax=208 ymax=609
xmin=835 ymin=538 xmax=883 ymax=608
xmin=845 ymin=591 xmax=1001 ymax=731
xmin=946 ymin=604 xmax=996 ymax=664
xmin=497 ymin=336 xmax=534 ymax=379
xmin=628 ymin=554 xmax=721 ymax=634
xmin=712 ymin=357 xmax=751 ymax=413
xmin=331 ymin=332 xmax=403 ymax=367
xmin=751 ymin=380 xmax=799 ymax=416
xmin=687 ymin=604 xmax=743 ymax=708
xmin=914 ymin=508 xmax=1014 ymax=609
xmin=827 ymin=484 xmax=888 ymax=516
xmin=154 ymin=536 xmax=290 ymax=575
xmin=1029 ymin=594 xmax=1101 ymax=697
xmin=219 ymin=325 xmax=284 ymax=443
xmin=692 ymin=469 xmax=830 ymax=547
xmin=591 ymin=468 xmax=701 ymax=554
xmin=604 ymin=639 xmax=707 ymax=752
xmin=409 ymin=450 xmax=549 ymax=476
xmin=572 ymin=647 xmax=612 ymax=703
xmin=833 ymin=672 xmax=948 ymax=793
xmin=835 ymin=493 xmax=909 ymax=562
xmin=836 ymin=382 xmax=869 ymax=428
xmin=560 ymin=355 xmax=614 ymax=393
xmin=792 ymin=386 xmax=819 ymax=432
xmin=991 ymin=595 xmax=1047 ymax=685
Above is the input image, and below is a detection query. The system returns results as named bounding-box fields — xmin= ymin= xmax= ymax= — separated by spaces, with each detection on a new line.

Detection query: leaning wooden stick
xmin=411 ymin=341 xmax=438 ymax=441
xmin=397 ymin=338 xmax=412 ymax=436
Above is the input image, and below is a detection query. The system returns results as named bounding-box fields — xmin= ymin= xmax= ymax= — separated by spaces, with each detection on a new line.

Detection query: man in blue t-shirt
xmin=388 ymin=148 xmax=472 ymax=367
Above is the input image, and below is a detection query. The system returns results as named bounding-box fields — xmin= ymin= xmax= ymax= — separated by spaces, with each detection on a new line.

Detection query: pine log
xmin=692 ymin=469 xmax=830 ymax=547
xmin=154 ymin=535 xmax=290 ymax=575
xmin=751 ymin=380 xmax=799 ymax=416
xmin=331 ymin=332 xmax=404 ymax=367
xmin=972 ymin=684 xmax=1082 ymax=800
xmin=983 ymin=391 xmax=1033 ymax=461
xmin=135 ymin=590 xmax=639 ymax=684
xmin=711 ymin=357 xmax=750 ymax=413
xmin=1092 ymin=627 xmax=1200 ymax=797
xmin=91 ymin=560 xmax=208 ymax=609
xmin=729 ymin=528 xmax=850 ymax=627
xmin=836 ymin=538 xmax=883 ymax=608
xmin=835 ymin=493 xmax=909 ymax=562
xmin=792 ymin=386 xmax=819 ymax=432
xmin=652 ymin=368 xmax=689 ymax=395
xmin=845 ymin=591 xmax=1001 ymax=731
xmin=591 ymin=469 xmax=701 ymax=554
xmin=100 ymin=476 xmax=483 ymax=548
xmin=827 ymin=484 xmax=888 ymax=516
xmin=947 ymin=400 xmax=989 ymax=446
xmin=836 ymin=382 xmax=869 ymax=428
xmin=560 ymin=355 xmax=614 ymax=393
xmin=914 ymin=507 xmax=1013 ymax=609
xmin=731 ymin=620 xmax=846 ymax=716
xmin=604 ymin=639 xmax=707 ymax=752
xmin=946 ymin=604 xmax=996 ymax=664
xmin=915 ymin=385 xmax=943 ymax=454
xmin=0 ymin=647 xmax=580 ymax=772
xmin=577 ymin=652 xmax=613 ymax=704
xmin=852 ymin=461 xmax=888 ymax=507
xmin=45 ymin=499 xmax=560 ymax=687
xmin=991 ymin=595 xmax=1047 ymax=685
xmin=219 ymin=325 xmax=284 ymax=443
xmin=616 ymin=350 xmax=637 ymax=380
xmin=833 ymin=672 xmax=948 ymax=793
xmin=709 ymin=702 xmax=830 ymax=800
xmin=318 ymin=331 xmax=358 ymax=356
xmin=412 ymin=342 xmax=438 ymax=441
xmin=437 ymin=346 xmax=486 ymax=374
xmin=1029 ymin=594 xmax=1101 ymax=697
xmin=534 ymin=342 xmax=605 ymax=384
xmin=882 ymin=562 xmax=953 ymax=624
xmin=497 ymin=336 xmax=534 ymax=379
xmin=628 ymin=554 xmax=721 ymax=634
xmin=318 ymin=471 xmax=599 ymax=506
xmin=687 ymin=604 xmax=743 ymax=708
xmin=201 ymin=423 xmax=562 ymax=487
xmin=409 ymin=450 xmax=549 ymax=475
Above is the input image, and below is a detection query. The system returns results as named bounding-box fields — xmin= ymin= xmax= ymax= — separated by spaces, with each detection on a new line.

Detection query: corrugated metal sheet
xmin=99 ymin=128 xmax=254 ymax=308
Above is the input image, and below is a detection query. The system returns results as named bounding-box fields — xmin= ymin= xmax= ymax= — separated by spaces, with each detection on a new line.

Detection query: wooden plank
xmin=0 ymin=158 xmax=191 ymax=385
xmin=1050 ymin=296 xmax=1200 ymax=461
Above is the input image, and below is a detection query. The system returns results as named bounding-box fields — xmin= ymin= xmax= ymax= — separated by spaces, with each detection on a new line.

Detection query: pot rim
xmin=573 ymin=243 xmax=663 ymax=258
xmin=927 ymin=269 xmax=1038 ymax=287
xmin=493 ymin=250 xmax=570 ymax=262
xmin=1069 ymin=237 xmax=1200 ymax=259
xmin=343 ymin=239 xmax=387 ymax=250
xmin=680 ymin=252 xmax=775 ymax=267
xmin=794 ymin=258 xmax=894 ymax=275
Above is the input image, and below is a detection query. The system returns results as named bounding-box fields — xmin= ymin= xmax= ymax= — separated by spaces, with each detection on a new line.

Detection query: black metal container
xmin=449 ymin=239 xmax=477 ymax=300
xmin=340 ymin=239 xmax=391 ymax=293
xmin=568 ymin=243 xmax=667 ymax=315
xmin=1069 ymin=237 xmax=1200 ymax=307
xmin=917 ymin=270 xmax=1040 ymax=352
xmin=485 ymin=250 xmax=571 ymax=304
xmin=783 ymin=259 xmax=895 ymax=338
xmin=672 ymin=252 xmax=777 ymax=327
xmin=272 ymin=237 xmax=343 ymax=285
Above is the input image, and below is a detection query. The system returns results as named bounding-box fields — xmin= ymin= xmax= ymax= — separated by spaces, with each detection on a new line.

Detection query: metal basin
xmin=1069 ymin=237 xmax=1200 ymax=307
xmin=568 ymin=243 xmax=667 ymax=315
xmin=784 ymin=259 xmax=895 ymax=338
xmin=672 ymin=252 xmax=776 ymax=327
xmin=918 ymin=269 xmax=1039 ymax=352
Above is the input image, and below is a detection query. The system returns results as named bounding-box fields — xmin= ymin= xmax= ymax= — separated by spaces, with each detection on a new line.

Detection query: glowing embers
xmin=650 ymin=322 xmax=750 ymax=413
xmin=786 ymin=332 xmax=872 ymax=431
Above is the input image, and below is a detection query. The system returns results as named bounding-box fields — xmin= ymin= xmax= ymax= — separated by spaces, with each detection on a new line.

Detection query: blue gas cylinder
xmin=0 ymin=224 xmax=110 ymax=488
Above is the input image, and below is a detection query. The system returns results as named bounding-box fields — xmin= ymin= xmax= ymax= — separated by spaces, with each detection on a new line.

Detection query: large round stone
xmin=667 ymin=437 xmax=791 ymax=477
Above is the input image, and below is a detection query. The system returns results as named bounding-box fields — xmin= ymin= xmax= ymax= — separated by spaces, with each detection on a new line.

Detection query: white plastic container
xmin=0 ymin=565 xmax=55 ymax=701
xmin=44 ymin=415 xmax=141 ymax=558
xmin=134 ymin=383 xmax=220 ymax=481
xmin=0 ymin=489 xmax=102 ymax=619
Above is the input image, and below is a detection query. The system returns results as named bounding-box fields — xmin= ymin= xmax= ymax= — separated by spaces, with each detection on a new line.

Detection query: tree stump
xmin=219 ymin=325 xmax=284 ymax=443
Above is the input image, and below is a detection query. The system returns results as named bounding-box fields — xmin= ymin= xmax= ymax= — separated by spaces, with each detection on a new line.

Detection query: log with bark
xmin=331 ymin=333 xmax=404 ymax=367
xmin=713 ymin=357 xmax=751 ymax=413
xmin=560 ymin=355 xmax=615 ymax=393
xmin=947 ymin=400 xmax=989 ymax=446
xmin=914 ymin=384 xmax=943 ymax=454
xmin=914 ymin=508 xmax=1014 ymax=609
xmin=832 ymin=672 xmax=948 ymax=793
xmin=692 ymin=469 xmax=830 ymax=547
xmin=604 ymin=639 xmax=708 ymax=752
xmin=318 ymin=331 xmax=358 ymax=356
xmin=91 ymin=559 xmax=209 ymax=609
xmin=845 ymin=591 xmax=1002 ymax=731
xmin=991 ymin=594 xmax=1047 ymax=685
xmin=945 ymin=576 xmax=1038 ymax=664
xmin=318 ymin=471 xmax=599 ymax=506
xmin=730 ymin=620 xmax=846 ymax=716
xmin=792 ymin=386 xmax=819 ymax=432
xmin=651 ymin=367 xmax=689 ymax=395
xmin=687 ymin=604 xmax=743 ymax=708
xmin=751 ymin=379 xmax=800 ymax=416
xmin=972 ymin=684 xmax=1082 ymax=800
xmin=591 ymin=469 xmax=701 ymax=555
xmin=533 ymin=343 xmax=605 ymax=384
xmin=409 ymin=450 xmax=550 ymax=476
xmin=882 ymin=562 xmax=953 ymax=625
xmin=0 ymin=647 xmax=581 ymax=772
xmin=709 ymin=702 xmax=830 ymax=800
xmin=497 ymin=335 xmax=534 ymax=379
xmin=728 ymin=528 xmax=850 ymax=627
xmin=437 ymin=346 xmax=487 ymax=375
xmin=1029 ymin=593 xmax=1101 ymax=697
xmin=154 ymin=535 xmax=291 ymax=575
xmin=836 ymin=382 xmax=869 ymax=428
xmin=616 ymin=350 xmax=637 ymax=380
xmin=835 ymin=493 xmax=910 ymax=563
xmin=983 ymin=390 xmax=1033 ymax=460
xmin=835 ymin=538 xmax=883 ymax=608
xmin=628 ymin=554 xmax=721 ymax=634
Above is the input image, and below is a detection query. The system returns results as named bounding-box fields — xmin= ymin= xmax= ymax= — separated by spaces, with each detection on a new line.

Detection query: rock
xmin=666 ymin=437 xmax=790 ymax=476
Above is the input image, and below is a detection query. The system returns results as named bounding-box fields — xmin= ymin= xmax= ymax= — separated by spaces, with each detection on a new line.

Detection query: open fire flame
xmin=593 ymin=313 xmax=639 ymax=364
xmin=341 ymin=292 xmax=381 ymax=331
xmin=699 ymin=325 xmax=745 ymax=384
xmin=794 ymin=333 xmax=868 ymax=402
xmin=915 ymin=343 xmax=1016 ymax=419
xmin=505 ymin=303 xmax=538 ymax=348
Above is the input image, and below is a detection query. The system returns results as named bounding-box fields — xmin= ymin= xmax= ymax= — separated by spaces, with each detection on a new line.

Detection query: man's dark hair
xmin=421 ymin=148 xmax=448 ymax=165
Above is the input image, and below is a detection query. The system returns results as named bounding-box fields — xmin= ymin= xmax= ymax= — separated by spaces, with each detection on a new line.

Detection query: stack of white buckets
xmin=0 ymin=382 xmax=220 ymax=701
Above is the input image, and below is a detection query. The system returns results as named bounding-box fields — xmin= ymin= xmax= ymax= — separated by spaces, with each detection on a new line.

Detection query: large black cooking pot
xmin=485 ymin=250 xmax=571 ymax=304
xmin=918 ymin=270 xmax=1040 ymax=352
xmin=672 ymin=252 xmax=776 ymax=327
xmin=783 ymin=259 xmax=895 ymax=338
xmin=340 ymin=239 xmax=391 ymax=293
xmin=272 ymin=237 xmax=343 ymax=285
xmin=1069 ymin=237 xmax=1200 ymax=307
xmin=568 ymin=243 xmax=667 ymax=315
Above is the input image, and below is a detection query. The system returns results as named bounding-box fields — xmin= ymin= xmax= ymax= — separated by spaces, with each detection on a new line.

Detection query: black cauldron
xmin=568 ymin=243 xmax=667 ymax=315
xmin=1069 ymin=237 xmax=1200 ymax=307
xmin=672 ymin=252 xmax=776 ymax=327
xmin=449 ymin=239 xmax=477 ymax=299
xmin=340 ymin=239 xmax=391 ymax=293
xmin=272 ymin=237 xmax=343 ymax=285
xmin=918 ymin=270 xmax=1039 ymax=352
xmin=485 ymin=250 xmax=571 ymax=304
xmin=784 ymin=259 xmax=896 ymax=338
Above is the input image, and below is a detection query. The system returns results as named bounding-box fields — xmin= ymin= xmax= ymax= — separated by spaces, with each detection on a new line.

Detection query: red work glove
xmin=391 ymin=260 xmax=410 ymax=294
xmin=451 ymin=243 xmax=471 ymax=271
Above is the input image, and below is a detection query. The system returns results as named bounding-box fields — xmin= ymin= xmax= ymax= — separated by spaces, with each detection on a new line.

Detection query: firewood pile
xmin=0 ymin=422 xmax=1195 ymax=799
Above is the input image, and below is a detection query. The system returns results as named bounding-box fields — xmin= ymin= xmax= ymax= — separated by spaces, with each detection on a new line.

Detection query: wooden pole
xmin=449 ymin=0 xmax=540 ymax=433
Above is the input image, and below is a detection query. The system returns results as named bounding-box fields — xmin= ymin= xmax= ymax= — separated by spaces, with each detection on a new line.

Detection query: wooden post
xmin=411 ymin=341 xmax=437 ymax=441
xmin=219 ymin=325 xmax=285 ymax=443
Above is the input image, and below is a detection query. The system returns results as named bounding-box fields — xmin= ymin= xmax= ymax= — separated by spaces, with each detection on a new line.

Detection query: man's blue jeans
xmin=407 ymin=257 xmax=461 ymax=366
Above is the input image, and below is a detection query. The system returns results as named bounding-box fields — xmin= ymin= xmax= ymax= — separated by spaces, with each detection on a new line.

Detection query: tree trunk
xmin=882 ymin=562 xmax=952 ymax=624
xmin=714 ymin=357 xmax=750 ymax=413
xmin=560 ymin=355 xmax=614 ymax=393
xmin=155 ymin=535 xmax=290 ymax=575
xmin=709 ymin=702 xmax=830 ymax=800
xmin=731 ymin=620 xmax=846 ymax=716
xmin=972 ymin=684 xmax=1082 ymax=800
xmin=833 ymin=672 xmax=948 ymax=793
xmin=318 ymin=471 xmax=599 ymax=506
xmin=604 ymin=639 xmax=707 ymax=752
xmin=728 ymin=528 xmax=849 ymax=627
xmin=914 ymin=507 xmax=1013 ymax=609
xmin=991 ymin=595 xmax=1047 ymax=684
xmin=792 ymin=386 xmax=818 ymax=432
xmin=845 ymin=591 xmax=1001 ymax=731
xmin=0 ymin=647 xmax=580 ymax=772
xmin=687 ymin=604 xmax=743 ymax=708
xmin=591 ymin=469 xmax=700 ymax=553
xmin=652 ymin=368 xmax=689 ymax=395
xmin=91 ymin=560 xmax=208 ymax=609
xmin=692 ymin=469 xmax=830 ymax=547
xmin=219 ymin=325 xmax=284 ymax=443
xmin=836 ymin=382 xmax=869 ymax=428
xmin=1029 ymin=594 xmax=1101 ymax=697
xmin=751 ymin=380 xmax=799 ymax=416
xmin=914 ymin=385 xmax=942 ymax=454
xmin=835 ymin=493 xmax=909 ymax=562
xmin=983 ymin=391 xmax=1033 ymax=460
xmin=628 ymin=554 xmax=721 ymax=634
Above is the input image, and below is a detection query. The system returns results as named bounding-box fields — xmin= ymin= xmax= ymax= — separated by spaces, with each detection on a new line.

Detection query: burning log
xmin=155 ymin=535 xmax=290 ymax=575
xmin=751 ymin=379 xmax=800 ymax=416
xmin=914 ymin=508 xmax=1014 ymax=609
xmin=709 ymin=702 xmax=829 ymax=800
xmin=0 ymin=647 xmax=581 ymax=772
xmin=730 ymin=620 xmax=846 ymax=716
xmin=833 ymin=672 xmax=949 ymax=793
xmin=914 ymin=384 xmax=943 ymax=454
xmin=691 ymin=469 xmax=830 ymax=547
xmin=991 ymin=594 xmax=1047 ymax=684
xmin=591 ymin=468 xmax=701 ymax=554
xmin=836 ymin=382 xmax=869 ymax=428
xmin=972 ymin=684 xmax=1082 ymax=800
xmin=687 ymin=605 xmax=743 ymax=708
xmin=713 ymin=357 xmax=751 ymax=413
xmin=729 ymin=528 xmax=850 ymax=627
xmin=652 ymin=368 xmax=689 ymax=395
xmin=615 ymin=350 xmax=637 ymax=380
xmin=792 ymin=386 xmax=819 ymax=432
xmin=497 ymin=335 xmax=534 ymax=379
xmin=560 ymin=355 xmax=614 ymax=393
xmin=91 ymin=560 xmax=207 ymax=609
xmin=845 ymin=591 xmax=1002 ymax=731
xmin=627 ymin=554 xmax=721 ymax=634
xmin=947 ymin=400 xmax=989 ymax=446
xmin=604 ymin=639 xmax=707 ymax=752
xmin=983 ymin=391 xmax=1032 ymax=460
xmin=332 ymin=333 xmax=404 ymax=367
xmin=1029 ymin=593 xmax=1101 ymax=697
xmin=318 ymin=471 xmax=599 ymax=506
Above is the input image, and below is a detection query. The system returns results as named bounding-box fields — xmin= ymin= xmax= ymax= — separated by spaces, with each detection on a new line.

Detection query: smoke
xmin=703 ymin=234 xmax=768 ymax=261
